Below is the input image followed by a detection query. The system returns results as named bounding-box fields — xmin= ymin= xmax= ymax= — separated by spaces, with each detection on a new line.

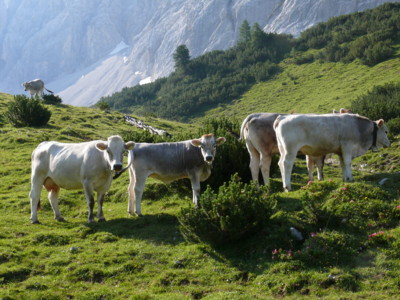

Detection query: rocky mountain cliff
xmin=1 ymin=0 xmax=398 ymax=106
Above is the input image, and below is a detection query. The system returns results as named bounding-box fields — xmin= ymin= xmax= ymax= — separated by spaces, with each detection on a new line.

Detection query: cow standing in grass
xmin=127 ymin=134 xmax=225 ymax=216
xmin=22 ymin=79 xmax=53 ymax=98
xmin=240 ymin=113 xmax=325 ymax=185
xmin=30 ymin=135 xmax=135 ymax=223
xmin=274 ymin=114 xmax=390 ymax=191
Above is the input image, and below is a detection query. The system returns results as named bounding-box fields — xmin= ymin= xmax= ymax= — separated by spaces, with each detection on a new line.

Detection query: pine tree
xmin=238 ymin=20 xmax=251 ymax=44
xmin=173 ymin=44 xmax=190 ymax=74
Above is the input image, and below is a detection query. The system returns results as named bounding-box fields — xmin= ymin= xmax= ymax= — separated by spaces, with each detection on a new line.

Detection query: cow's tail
xmin=113 ymin=149 xmax=134 ymax=180
xmin=45 ymin=88 xmax=54 ymax=94
xmin=240 ymin=114 xmax=254 ymax=141
xmin=273 ymin=115 xmax=284 ymax=130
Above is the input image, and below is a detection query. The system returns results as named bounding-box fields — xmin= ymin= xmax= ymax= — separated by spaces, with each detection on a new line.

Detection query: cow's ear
xmin=96 ymin=142 xmax=108 ymax=151
xmin=191 ymin=139 xmax=202 ymax=147
xmin=216 ymin=137 xmax=226 ymax=145
xmin=125 ymin=141 xmax=135 ymax=150
xmin=377 ymin=119 xmax=385 ymax=128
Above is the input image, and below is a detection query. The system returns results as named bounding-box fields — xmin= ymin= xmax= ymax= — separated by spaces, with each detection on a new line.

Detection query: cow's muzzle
xmin=113 ymin=164 xmax=123 ymax=171
xmin=205 ymin=156 xmax=213 ymax=164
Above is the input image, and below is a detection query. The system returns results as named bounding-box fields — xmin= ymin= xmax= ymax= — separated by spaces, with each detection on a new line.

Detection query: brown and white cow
xmin=274 ymin=113 xmax=390 ymax=191
xmin=22 ymin=79 xmax=53 ymax=98
xmin=240 ymin=113 xmax=325 ymax=185
xmin=30 ymin=135 xmax=135 ymax=223
xmin=127 ymin=134 xmax=225 ymax=216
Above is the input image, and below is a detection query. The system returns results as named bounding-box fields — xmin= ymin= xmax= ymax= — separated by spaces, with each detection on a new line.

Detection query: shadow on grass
xmin=86 ymin=213 xmax=183 ymax=246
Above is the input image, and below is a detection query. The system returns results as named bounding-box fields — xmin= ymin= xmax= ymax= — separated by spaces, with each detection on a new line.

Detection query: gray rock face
xmin=0 ymin=0 xmax=398 ymax=106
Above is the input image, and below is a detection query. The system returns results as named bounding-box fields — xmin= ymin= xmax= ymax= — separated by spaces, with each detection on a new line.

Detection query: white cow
xmin=30 ymin=135 xmax=135 ymax=223
xmin=274 ymin=114 xmax=390 ymax=191
xmin=127 ymin=134 xmax=226 ymax=216
xmin=240 ymin=113 xmax=325 ymax=185
xmin=22 ymin=79 xmax=53 ymax=98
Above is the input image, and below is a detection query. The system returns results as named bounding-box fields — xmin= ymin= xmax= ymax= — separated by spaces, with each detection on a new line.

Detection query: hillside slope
xmin=1 ymin=93 xmax=400 ymax=298
xmin=203 ymin=50 xmax=400 ymax=121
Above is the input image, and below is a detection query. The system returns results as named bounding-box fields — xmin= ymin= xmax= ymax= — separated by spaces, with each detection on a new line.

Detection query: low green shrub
xmin=5 ymin=94 xmax=51 ymax=127
xmin=178 ymin=174 xmax=275 ymax=245
xmin=42 ymin=94 xmax=62 ymax=104
xmin=299 ymin=231 xmax=358 ymax=267
xmin=323 ymin=183 xmax=396 ymax=230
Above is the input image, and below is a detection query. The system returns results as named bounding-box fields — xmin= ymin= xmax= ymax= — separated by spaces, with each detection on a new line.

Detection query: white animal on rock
xmin=274 ymin=114 xmax=390 ymax=191
xmin=240 ymin=113 xmax=325 ymax=185
xmin=22 ymin=79 xmax=53 ymax=98
xmin=127 ymin=134 xmax=225 ymax=216
xmin=30 ymin=135 xmax=135 ymax=223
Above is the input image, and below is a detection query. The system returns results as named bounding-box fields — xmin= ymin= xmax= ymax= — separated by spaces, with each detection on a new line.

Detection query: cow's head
xmin=374 ymin=119 xmax=390 ymax=150
xmin=22 ymin=82 xmax=29 ymax=91
xmin=191 ymin=134 xmax=226 ymax=165
xmin=96 ymin=135 xmax=135 ymax=171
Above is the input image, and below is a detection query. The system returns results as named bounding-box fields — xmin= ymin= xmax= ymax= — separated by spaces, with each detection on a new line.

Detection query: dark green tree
xmin=173 ymin=44 xmax=190 ymax=74
xmin=250 ymin=23 xmax=267 ymax=48
xmin=238 ymin=20 xmax=251 ymax=44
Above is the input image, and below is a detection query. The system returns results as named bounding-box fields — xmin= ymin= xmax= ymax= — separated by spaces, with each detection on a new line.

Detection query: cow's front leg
xmin=339 ymin=153 xmax=353 ymax=182
xmin=280 ymin=152 xmax=296 ymax=192
xmin=83 ymin=181 xmax=95 ymax=223
xmin=189 ymin=174 xmax=201 ymax=207
xmin=306 ymin=155 xmax=315 ymax=181
xmin=130 ymin=171 xmax=146 ymax=216
xmin=97 ymin=193 xmax=106 ymax=222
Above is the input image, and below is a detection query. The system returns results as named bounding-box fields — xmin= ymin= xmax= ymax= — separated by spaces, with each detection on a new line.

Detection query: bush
xmin=5 ymin=94 xmax=51 ymax=127
xmin=178 ymin=174 xmax=275 ymax=245
xmin=387 ymin=118 xmax=400 ymax=139
xmin=42 ymin=94 xmax=62 ymax=104
xmin=299 ymin=231 xmax=357 ymax=267
xmin=350 ymin=82 xmax=400 ymax=122
xmin=96 ymin=100 xmax=111 ymax=112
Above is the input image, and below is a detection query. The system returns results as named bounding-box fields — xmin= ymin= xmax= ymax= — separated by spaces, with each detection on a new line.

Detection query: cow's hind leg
xmin=246 ymin=143 xmax=261 ymax=185
xmin=260 ymin=154 xmax=272 ymax=185
xmin=45 ymin=179 xmax=64 ymax=222
xmin=30 ymin=176 xmax=44 ymax=224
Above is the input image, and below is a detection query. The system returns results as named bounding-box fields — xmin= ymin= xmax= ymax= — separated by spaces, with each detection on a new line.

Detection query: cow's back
xmin=32 ymin=140 xmax=105 ymax=189
xmin=132 ymin=141 xmax=204 ymax=181
xmin=275 ymin=114 xmax=370 ymax=156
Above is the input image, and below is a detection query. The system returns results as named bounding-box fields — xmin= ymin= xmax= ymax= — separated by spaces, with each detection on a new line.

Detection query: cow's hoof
xmin=98 ymin=218 xmax=107 ymax=222
xmin=31 ymin=220 xmax=41 ymax=224
xmin=136 ymin=213 xmax=143 ymax=217
xmin=87 ymin=219 xmax=95 ymax=224
xmin=56 ymin=217 xmax=65 ymax=222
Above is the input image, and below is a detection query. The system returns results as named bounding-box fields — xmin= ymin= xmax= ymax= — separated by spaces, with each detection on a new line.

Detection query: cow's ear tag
xmin=191 ymin=139 xmax=202 ymax=147
xmin=96 ymin=142 xmax=108 ymax=151
xmin=216 ymin=137 xmax=226 ymax=145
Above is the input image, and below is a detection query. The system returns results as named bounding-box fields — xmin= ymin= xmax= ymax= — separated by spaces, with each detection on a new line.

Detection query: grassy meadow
xmin=1 ymin=51 xmax=400 ymax=300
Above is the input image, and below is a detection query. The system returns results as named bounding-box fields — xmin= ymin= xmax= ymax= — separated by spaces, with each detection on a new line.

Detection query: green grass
xmin=1 ymin=69 xmax=400 ymax=300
